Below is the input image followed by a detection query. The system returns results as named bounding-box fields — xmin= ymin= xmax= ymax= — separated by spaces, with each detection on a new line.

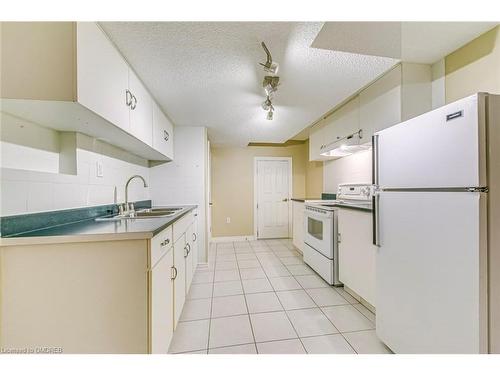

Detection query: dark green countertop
xmin=1 ymin=205 xmax=197 ymax=244
xmin=333 ymin=203 xmax=372 ymax=212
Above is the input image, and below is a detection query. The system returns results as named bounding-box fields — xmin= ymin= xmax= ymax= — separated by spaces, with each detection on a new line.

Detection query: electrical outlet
xmin=96 ymin=161 xmax=104 ymax=177
xmin=226 ymin=217 xmax=231 ymax=224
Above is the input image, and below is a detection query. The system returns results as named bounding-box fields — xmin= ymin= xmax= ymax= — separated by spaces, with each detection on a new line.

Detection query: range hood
xmin=320 ymin=130 xmax=371 ymax=158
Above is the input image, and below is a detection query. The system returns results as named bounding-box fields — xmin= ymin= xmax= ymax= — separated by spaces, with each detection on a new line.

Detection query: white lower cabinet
xmin=151 ymin=248 xmax=174 ymax=354
xmin=173 ymin=236 xmax=187 ymax=329
xmin=150 ymin=210 xmax=198 ymax=353
xmin=337 ymin=208 xmax=377 ymax=307
xmin=191 ymin=212 xmax=199 ymax=268
xmin=185 ymin=223 xmax=195 ymax=292
xmin=292 ymin=201 xmax=305 ymax=253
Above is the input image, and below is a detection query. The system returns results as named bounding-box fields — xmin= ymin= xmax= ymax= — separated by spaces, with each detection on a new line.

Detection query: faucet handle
xmin=118 ymin=203 xmax=126 ymax=215
xmin=128 ymin=202 xmax=135 ymax=212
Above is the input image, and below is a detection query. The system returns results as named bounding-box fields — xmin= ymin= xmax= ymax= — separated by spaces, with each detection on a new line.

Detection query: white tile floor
xmin=169 ymin=239 xmax=392 ymax=354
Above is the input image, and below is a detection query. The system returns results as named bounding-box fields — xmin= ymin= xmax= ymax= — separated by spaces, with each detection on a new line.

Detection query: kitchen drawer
xmin=303 ymin=243 xmax=334 ymax=285
xmin=173 ymin=211 xmax=194 ymax=242
xmin=151 ymin=225 xmax=173 ymax=268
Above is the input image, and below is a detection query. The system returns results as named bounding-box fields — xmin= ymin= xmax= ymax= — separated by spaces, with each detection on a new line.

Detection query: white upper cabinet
xmin=359 ymin=65 xmax=402 ymax=140
xmin=128 ymin=70 xmax=153 ymax=146
xmin=0 ymin=22 xmax=173 ymax=162
xmin=323 ymin=96 xmax=360 ymax=145
xmin=309 ymin=122 xmax=327 ymax=161
xmin=309 ymin=96 xmax=360 ymax=161
xmin=153 ymin=101 xmax=174 ymax=160
xmin=309 ymin=63 xmax=431 ymax=161
xmin=77 ymin=22 xmax=130 ymax=133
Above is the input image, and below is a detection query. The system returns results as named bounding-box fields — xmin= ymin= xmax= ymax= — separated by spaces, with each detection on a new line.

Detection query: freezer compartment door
xmin=376 ymin=191 xmax=487 ymax=353
xmin=376 ymin=94 xmax=484 ymax=188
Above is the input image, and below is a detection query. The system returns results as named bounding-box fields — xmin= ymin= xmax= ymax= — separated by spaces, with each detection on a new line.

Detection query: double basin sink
xmin=96 ymin=207 xmax=184 ymax=222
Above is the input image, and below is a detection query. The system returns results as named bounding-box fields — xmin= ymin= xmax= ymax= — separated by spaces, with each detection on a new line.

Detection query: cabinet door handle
xmin=130 ymin=95 xmax=137 ymax=110
xmin=125 ymin=90 xmax=132 ymax=106
xmin=192 ymin=233 xmax=197 ymax=242
xmin=164 ymin=130 xmax=169 ymax=142
xmin=171 ymin=266 xmax=177 ymax=280
xmin=282 ymin=198 xmax=289 ymax=202
xmin=161 ymin=238 xmax=170 ymax=247
xmin=184 ymin=245 xmax=188 ymax=257
xmin=187 ymin=243 xmax=191 ymax=254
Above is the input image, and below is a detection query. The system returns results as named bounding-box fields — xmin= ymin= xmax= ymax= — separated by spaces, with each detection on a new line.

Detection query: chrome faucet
xmin=124 ymin=175 xmax=148 ymax=213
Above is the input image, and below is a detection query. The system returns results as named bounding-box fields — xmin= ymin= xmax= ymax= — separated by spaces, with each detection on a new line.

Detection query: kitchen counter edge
xmin=0 ymin=205 xmax=197 ymax=247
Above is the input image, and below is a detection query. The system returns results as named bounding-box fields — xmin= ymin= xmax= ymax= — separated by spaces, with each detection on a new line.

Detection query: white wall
xmin=0 ymin=117 xmax=150 ymax=216
xmin=150 ymin=126 xmax=208 ymax=262
xmin=431 ymin=59 xmax=446 ymax=109
xmin=323 ymin=149 xmax=372 ymax=194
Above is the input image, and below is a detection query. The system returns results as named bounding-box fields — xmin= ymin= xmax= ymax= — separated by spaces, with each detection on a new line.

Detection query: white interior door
xmin=256 ymin=159 xmax=291 ymax=239
xmin=376 ymin=190 xmax=486 ymax=353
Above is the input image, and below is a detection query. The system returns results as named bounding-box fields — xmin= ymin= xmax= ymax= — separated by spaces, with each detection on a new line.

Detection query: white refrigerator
xmin=373 ymin=93 xmax=500 ymax=353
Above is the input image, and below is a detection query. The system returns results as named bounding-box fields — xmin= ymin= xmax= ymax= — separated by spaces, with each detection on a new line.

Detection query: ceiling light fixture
xmin=259 ymin=42 xmax=279 ymax=75
xmin=263 ymin=76 xmax=279 ymax=97
xmin=262 ymin=96 xmax=272 ymax=111
xmin=266 ymin=108 xmax=274 ymax=121
xmin=259 ymin=42 xmax=280 ymax=120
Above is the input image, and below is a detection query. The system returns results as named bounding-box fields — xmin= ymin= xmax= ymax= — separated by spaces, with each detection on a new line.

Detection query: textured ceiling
xmin=100 ymin=22 xmax=398 ymax=146
xmin=312 ymin=22 xmax=498 ymax=63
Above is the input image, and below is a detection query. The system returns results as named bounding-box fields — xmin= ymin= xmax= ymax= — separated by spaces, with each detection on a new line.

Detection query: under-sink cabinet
xmin=292 ymin=201 xmax=305 ymax=254
xmin=151 ymin=210 xmax=198 ymax=352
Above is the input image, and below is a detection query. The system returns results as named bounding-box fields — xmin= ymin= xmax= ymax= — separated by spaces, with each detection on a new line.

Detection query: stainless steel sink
xmin=95 ymin=207 xmax=184 ymax=221
xmin=135 ymin=210 xmax=177 ymax=217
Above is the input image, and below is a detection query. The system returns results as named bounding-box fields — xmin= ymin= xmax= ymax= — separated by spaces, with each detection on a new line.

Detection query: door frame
xmin=253 ymin=156 xmax=293 ymax=239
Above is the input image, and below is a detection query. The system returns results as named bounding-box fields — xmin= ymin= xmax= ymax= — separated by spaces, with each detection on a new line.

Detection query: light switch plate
xmin=226 ymin=217 xmax=231 ymax=224
xmin=96 ymin=161 xmax=104 ymax=177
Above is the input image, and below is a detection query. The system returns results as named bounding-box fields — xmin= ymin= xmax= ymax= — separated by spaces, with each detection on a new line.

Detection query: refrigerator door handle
xmin=372 ymin=134 xmax=379 ymax=186
xmin=372 ymin=193 xmax=380 ymax=246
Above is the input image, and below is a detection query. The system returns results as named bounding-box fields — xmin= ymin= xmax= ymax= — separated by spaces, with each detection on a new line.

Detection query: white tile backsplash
xmin=1 ymin=133 xmax=150 ymax=216
xmin=323 ymin=149 xmax=372 ymax=194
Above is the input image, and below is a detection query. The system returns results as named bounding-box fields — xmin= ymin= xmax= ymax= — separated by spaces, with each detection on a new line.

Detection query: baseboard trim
xmin=211 ymin=235 xmax=256 ymax=243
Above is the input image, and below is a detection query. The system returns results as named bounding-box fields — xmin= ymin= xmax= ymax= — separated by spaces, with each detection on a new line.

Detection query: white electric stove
xmin=303 ymin=183 xmax=373 ymax=286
